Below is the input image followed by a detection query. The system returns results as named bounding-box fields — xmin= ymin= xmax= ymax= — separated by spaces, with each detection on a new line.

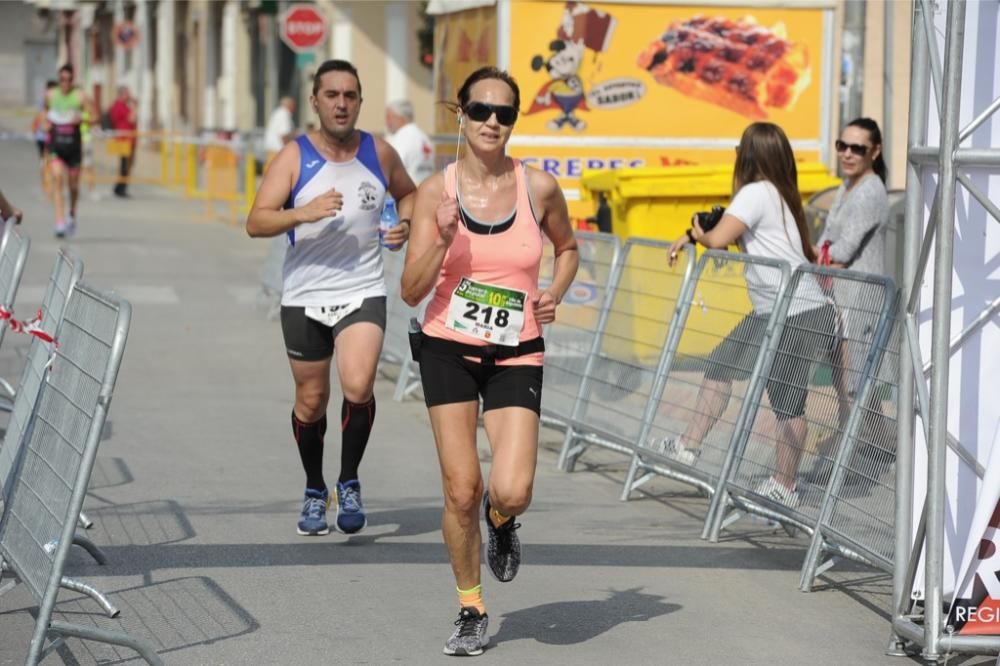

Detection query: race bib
xmin=445 ymin=278 xmax=525 ymax=347
xmin=304 ymin=299 xmax=362 ymax=328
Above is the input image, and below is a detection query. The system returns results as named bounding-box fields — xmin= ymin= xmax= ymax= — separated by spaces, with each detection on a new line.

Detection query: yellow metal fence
xmin=88 ymin=130 xmax=258 ymax=225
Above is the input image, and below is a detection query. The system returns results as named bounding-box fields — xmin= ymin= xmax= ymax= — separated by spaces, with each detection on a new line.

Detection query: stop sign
xmin=280 ymin=4 xmax=327 ymax=53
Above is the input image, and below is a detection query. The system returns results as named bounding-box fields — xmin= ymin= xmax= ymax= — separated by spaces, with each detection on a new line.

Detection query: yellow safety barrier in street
xmin=89 ymin=130 xmax=172 ymax=190
xmin=244 ymin=156 xmax=256 ymax=214
xmin=76 ymin=130 xmax=260 ymax=224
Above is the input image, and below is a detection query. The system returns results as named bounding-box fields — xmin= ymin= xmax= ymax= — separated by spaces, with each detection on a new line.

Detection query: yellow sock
xmin=457 ymin=584 xmax=486 ymax=614
xmin=489 ymin=506 xmax=511 ymax=528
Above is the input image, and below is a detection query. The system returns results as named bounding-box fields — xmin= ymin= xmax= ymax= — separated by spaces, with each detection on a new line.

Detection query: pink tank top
xmin=422 ymin=159 xmax=544 ymax=366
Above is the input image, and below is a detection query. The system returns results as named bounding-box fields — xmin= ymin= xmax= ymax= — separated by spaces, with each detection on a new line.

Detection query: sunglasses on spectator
xmin=835 ymin=140 xmax=871 ymax=157
xmin=463 ymin=102 xmax=518 ymax=126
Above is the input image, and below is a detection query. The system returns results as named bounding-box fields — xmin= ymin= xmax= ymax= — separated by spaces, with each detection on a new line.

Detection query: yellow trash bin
xmin=580 ymin=162 xmax=841 ymax=243
xmin=579 ymin=163 xmax=840 ymax=358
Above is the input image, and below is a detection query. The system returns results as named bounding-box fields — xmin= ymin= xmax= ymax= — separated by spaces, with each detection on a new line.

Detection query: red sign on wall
xmin=280 ymin=4 xmax=327 ymax=54
xmin=113 ymin=20 xmax=140 ymax=50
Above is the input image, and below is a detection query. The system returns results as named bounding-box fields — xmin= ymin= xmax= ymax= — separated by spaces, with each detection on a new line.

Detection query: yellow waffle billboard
xmin=433 ymin=0 xmax=835 ymax=220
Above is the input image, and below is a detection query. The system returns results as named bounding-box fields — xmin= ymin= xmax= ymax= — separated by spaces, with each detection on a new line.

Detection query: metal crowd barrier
xmin=0 ymin=224 xmax=31 ymax=403
xmin=703 ymin=265 xmax=898 ymax=542
xmin=0 ymin=251 xmax=83 ymax=496
xmin=621 ymin=250 xmax=792 ymax=499
xmin=557 ymin=239 xmax=695 ymax=472
xmin=0 ymin=252 xmax=115 ymax=617
xmin=381 ymin=247 xmax=412 ymax=367
xmin=378 ymin=248 xmax=429 ymax=403
xmin=540 ymin=231 xmax=622 ymax=431
xmin=799 ymin=317 xmax=901 ymax=589
xmin=0 ymin=283 xmax=161 ymax=664
xmin=256 ymin=236 xmax=285 ymax=321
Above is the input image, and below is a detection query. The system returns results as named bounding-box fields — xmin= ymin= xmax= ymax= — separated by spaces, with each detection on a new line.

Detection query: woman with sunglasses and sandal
xmin=401 ymin=66 xmax=579 ymax=656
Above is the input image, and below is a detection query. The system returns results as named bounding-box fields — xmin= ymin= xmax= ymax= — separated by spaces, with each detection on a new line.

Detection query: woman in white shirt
xmin=666 ymin=122 xmax=835 ymax=509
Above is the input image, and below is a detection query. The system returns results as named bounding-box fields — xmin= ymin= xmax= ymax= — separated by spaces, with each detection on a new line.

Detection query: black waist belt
xmin=420 ymin=333 xmax=544 ymax=365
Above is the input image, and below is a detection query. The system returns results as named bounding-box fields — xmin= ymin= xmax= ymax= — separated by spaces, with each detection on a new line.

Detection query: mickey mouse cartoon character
xmin=528 ymin=39 xmax=589 ymax=132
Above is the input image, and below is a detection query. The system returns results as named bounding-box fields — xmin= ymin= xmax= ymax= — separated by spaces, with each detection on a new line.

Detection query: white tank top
xmin=281 ymin=132 xmax=388 ymax=307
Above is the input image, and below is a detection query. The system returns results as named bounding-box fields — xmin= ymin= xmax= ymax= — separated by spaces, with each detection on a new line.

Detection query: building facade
xmin=3 ymin=0 xmax=436 ymax=138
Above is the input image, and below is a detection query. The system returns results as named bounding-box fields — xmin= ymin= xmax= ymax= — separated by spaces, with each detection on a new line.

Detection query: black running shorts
xmin=419 ymin=340 xmax=544 ymax=414
xmin=280 ymin=296 xmax=387 ymax=362
xmin=50 ymin=128 xmax=82 ymax=169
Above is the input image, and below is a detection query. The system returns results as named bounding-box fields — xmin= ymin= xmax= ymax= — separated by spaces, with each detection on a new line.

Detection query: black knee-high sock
xmin=291 ymin=411 xmax=327 ymax=491
xmin=339 ymin=397 xmax=375 ymax=483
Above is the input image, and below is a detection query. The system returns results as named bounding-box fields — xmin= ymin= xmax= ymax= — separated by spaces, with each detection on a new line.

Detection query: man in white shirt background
xmin=385 ymin=100 xmax=433 ymax=185
xmin=264 ymin=97 xmax=297 ymax=171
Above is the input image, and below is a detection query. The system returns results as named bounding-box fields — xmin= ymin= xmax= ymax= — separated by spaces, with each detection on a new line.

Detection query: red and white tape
xmin=0 ymin=306 xmax=58 ymax=368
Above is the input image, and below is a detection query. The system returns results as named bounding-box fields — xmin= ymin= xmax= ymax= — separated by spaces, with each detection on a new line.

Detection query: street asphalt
xmin=0 ymin=134 xmax=983 ymax=665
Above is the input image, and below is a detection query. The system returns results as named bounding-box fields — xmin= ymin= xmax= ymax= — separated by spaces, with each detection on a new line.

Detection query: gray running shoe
xmin=483 ymin=496 xmax=521 ymax=582
xmin=443 ymin=607 xmax=489 ymax=656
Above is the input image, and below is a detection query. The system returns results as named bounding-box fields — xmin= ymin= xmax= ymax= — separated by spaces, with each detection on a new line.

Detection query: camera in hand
xmin=694 ymin=205 xmax=725 ymax=232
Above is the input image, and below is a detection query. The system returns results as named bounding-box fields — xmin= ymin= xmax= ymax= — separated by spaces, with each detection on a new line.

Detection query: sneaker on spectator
xmin=754 ymin=476 xmax=801 ymax=509
xmin=483 ymin=495 xmax=521 ymax=582
xmin=296 ymin=487 xmax=331 ymax=536
xmin=666 ymin=439 xmax=700 ymax=466
xmin=335 ymin=479 xmax=367 ymax=534
xmin=443 ymin=607 xmax=489 ymax=656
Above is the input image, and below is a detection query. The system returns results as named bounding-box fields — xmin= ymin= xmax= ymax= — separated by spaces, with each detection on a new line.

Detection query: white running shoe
xmin=658 ymin=438 xmax=699 ymax=466
xmin=754 ymin=476 xmax=801 ymax=509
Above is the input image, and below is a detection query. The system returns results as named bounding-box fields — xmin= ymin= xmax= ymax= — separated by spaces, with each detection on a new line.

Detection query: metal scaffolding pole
xmin=923 ymin=1 xmax=966 ymax=657
xmin=890 ymin=0 xmax=930 ymax=654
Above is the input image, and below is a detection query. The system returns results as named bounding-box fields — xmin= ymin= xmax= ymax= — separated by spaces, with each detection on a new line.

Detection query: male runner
xmin=45 ymin=64 xmax=94 ymax=238
xmin=246 ymin=60 xmax=416 ymax=536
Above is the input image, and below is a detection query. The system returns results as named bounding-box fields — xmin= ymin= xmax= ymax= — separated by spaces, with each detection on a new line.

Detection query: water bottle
xmin=380 ymin=197 xmax=400 ymax=249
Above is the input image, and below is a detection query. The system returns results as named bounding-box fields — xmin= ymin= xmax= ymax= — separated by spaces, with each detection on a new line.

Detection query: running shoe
xmin=753 ymin=476 xmax=802 ymax=509
xmin=661 ymin=438 xmax=699 ymax=466
xmin=483 ymin=495 xmax=521 ymax=582
xmin=443 ymin=607 xmax=489 ymax=656
xmin=66 ymin=213 xmax=77 ymax=236
xmin=54 ymin=219 xmax=67 ymax=238
xmin=296 ymin=487 xmax=331 ymax=536
xmin=335 ymin=479 xmax=367 ymax=534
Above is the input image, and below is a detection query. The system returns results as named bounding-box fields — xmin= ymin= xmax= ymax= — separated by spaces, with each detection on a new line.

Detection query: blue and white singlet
xmin=281 ymin=131 xmax=388 ymax=307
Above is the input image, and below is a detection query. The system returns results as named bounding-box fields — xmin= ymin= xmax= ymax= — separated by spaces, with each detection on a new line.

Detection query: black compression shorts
xmin=280 ymin=296 xmax=387 ymax=362
xmin=419 ymin=338 xmax=544 ymax=414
